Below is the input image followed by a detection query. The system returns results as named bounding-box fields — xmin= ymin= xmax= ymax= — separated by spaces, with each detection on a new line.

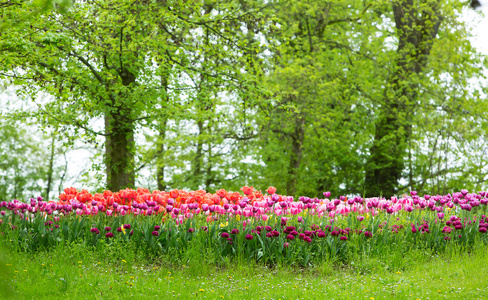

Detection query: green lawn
xmin=1 ymin=242 xmax=488 ymax=300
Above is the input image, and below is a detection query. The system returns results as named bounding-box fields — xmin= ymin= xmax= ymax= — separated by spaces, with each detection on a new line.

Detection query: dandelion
xmin=199 ymin=289 xmax=205 ymax=292
xmin=122 ymin=260 xmax=127 ymax=263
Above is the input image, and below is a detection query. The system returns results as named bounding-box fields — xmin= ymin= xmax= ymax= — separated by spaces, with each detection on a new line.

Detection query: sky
xmin=2 ymin=3 xmax=488 ymax=197
xmin=463 ymin=1 xmax=488 ymax=55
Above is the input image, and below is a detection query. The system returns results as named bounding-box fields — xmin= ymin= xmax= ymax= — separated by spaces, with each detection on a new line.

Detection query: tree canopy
xmin=1 ymin=0 xmax=487 ymax=198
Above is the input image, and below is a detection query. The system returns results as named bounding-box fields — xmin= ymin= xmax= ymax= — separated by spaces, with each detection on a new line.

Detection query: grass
xmin=1 ymin=241 xmax=488 ymax=300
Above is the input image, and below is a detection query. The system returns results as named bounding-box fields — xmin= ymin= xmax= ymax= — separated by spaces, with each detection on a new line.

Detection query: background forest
xmin=1 ymin=0 xmax=487 ymax=201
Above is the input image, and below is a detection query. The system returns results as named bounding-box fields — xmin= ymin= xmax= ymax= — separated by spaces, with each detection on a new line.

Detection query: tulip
xmin=151 ymin=231 xmax=159 ymax=236
xmin=245 ymin=234 xmax=253 ymax=240
xmin=283 ymin=242 xmax=290 ymax=248
xmin=357 ymin=216 xmax=364 ymax=222
xmin=105 ymin=232 xmax=114 ymax=238
xmin=442 ymin=226 xmax=451 ymax=234
xmin=340 ymin=236 xmax=347 ymax=241
xmin=267 ymin=186 xmax=277 ymax=195
xmin=105 ymin=226 xmax=111 ymax=232
xmin=221 ymin=232 xmax=230 ymax=238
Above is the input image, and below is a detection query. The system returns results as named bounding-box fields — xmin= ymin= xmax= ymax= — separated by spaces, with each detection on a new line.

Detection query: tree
xmin=0 ymin=0 xmax=269 ymax=192
xmin=364 ymin=0 xmax=487 ymax=197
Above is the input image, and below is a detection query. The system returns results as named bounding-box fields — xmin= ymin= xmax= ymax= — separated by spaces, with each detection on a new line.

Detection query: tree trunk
xmin=191 ymin=120 xmax=204 ymax=190
xmin=157 ymin=73 xmax=169 ymax=191
xmin=156 ymin=123 xmax=167 ymax=191
xmin=45 ymin=134 xmax=56 ymax=201
xmin=105 ymin=112 xmax=135 ymax=192
xmin=286 ymin=114 xmax=305 ymax=196
xmin=105 ymin=71 xmax=136 ymax=192
xmin=364 ymin=0 xmax=442 ymax=197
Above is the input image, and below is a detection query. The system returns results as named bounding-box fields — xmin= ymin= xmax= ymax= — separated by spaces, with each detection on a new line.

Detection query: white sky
xmin=2 ymin=3 xmax=488 ymax=196
xmin=462 ymin=1 xmax=488 ymax=55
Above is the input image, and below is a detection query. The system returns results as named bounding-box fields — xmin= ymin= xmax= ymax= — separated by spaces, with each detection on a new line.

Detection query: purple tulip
xmin=364 ymin=231 xmax=372 ymax=238
xmin=283 ymin=242 xmax=290 ymax=248
xmin=323 ymin=191 xmax=331 ymax=198
xmin=221 ymin=232 xmax=230 ymax=238
xmin=245 ymin=234 xmax=253 ymax=240
xmin=105 ymin=226 xmax=111 ymax=232
xmin=339 ymin=236 xmax=347 ymax=241
xmin=188 ymin=228 xmax=195 ymax=233
xmin=90 ymin=228 xmax=100 ymax=235
xmin=479 ymin=227 xmax=487 ymax=233
xmin=437 ymin=213 xmax=445 ymax=219
xmin=231 ymin=229 xmax=239 ymax=235
xmin=105 ymin=232 xmax=114 ymax=238
xmin=151 ymin=231 xmax=159 ymax=236
xmin=265 ymin=226 xmax=272 ymax=232
xmin=357 ymin=216 xmax=364 ymax=222
xmin=286 ymin=234 xmax=295 ymax=240
xmin=297 ymin=216 xmax=303 ymax=223
xmin=154 ymin=225 xmax=161 ymax=231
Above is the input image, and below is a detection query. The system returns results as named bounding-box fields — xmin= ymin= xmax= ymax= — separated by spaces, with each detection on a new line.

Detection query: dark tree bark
xmin=105 ymin=71 xmax=136 ymax=192
xmin=156 ymin=74 xmax=169 ymax=191
xmin=286 ymin=113 xmax=305 ymax=195
xmin=45 ymin=134 xmax=56 ymax=201
xmin=364 ymin=0 xmax=442 ymax=197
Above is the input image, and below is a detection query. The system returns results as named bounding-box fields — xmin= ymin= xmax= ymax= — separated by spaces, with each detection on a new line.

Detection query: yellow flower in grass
xmin=220 ymin=222 xmax=228 ymax=228
xmin=199 ymin=289 xmax=205 ymax=292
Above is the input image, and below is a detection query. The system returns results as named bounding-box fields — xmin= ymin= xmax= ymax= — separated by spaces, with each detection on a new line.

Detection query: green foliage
xmin=0 ymin=0 xmax=487 ymax=196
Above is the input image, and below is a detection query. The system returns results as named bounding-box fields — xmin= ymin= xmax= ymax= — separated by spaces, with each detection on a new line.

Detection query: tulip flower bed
xmin=1 ymin=187 xmax=488 ymax=266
